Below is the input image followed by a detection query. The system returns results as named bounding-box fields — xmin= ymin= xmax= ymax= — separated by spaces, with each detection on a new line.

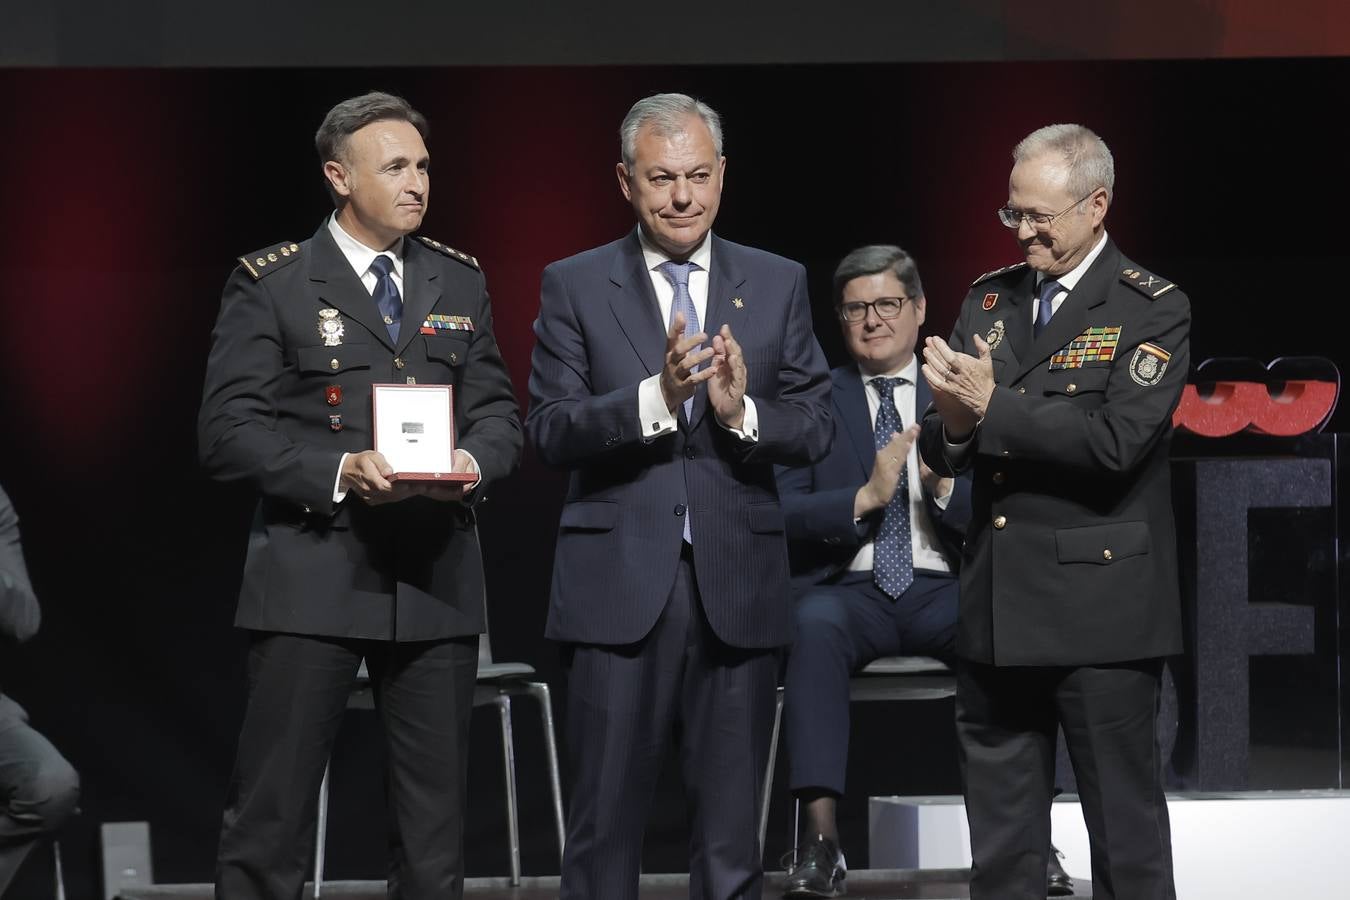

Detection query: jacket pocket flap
xmin=297 ymin=343 xmax=371 ymax=375
xmin=559 ymin=500 xmax=618 ymax=531
xmin=424 ymin=334 xmax=469 ymax=367
xmin=747 ymin=502 xmax=785 ymax=534
xmin=1055 ymin=521 xmax=1150 ymax=565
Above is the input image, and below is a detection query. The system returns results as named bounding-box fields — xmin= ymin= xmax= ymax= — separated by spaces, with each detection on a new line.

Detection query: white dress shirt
xmin=634 ymin=229 xmax=759 ymax=442
xmin=848 ymin=357 xmax=952 ymax=575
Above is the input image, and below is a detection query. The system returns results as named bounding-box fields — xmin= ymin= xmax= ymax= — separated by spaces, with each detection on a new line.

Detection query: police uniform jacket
xmin=919 ymin=238 xmax=1190 ymax=667
xmin=198 ymin=222 xmax=522 ymax=641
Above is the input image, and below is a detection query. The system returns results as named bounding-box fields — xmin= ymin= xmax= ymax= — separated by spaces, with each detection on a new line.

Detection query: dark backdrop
xmin=0 ymin=57 xmax=1345 ymax=896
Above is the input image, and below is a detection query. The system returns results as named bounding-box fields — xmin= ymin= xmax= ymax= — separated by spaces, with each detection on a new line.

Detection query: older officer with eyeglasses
xmin=919 ymin=124 xmax=1189 ymax=900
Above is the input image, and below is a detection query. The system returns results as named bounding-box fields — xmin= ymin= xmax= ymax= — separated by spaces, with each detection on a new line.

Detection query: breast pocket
xmin=1043 ymin=367 xmax=1109 ymax=400
xmin=296 ymin=343 xmax=372 ymax=376
xmin=423 ymin=335 xmax=470 ymax=372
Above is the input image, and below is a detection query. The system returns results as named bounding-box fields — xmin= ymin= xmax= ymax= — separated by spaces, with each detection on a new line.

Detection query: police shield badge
xmin=1129 ymin=342 xmax=1170 ymax=386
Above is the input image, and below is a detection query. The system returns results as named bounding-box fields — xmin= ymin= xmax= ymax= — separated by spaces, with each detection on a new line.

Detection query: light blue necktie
xmin=870 ymin=377 xmax=914 ymax=599
xmin=657 ymin=259 xmax=701 ymax=544
xmin=370 ymin=254 xmax=402 ymax=343
xmin=657 ymin=260 xmax=702 ymax=420
xmin=1035 ymin=278 xmax=1062 ymax=339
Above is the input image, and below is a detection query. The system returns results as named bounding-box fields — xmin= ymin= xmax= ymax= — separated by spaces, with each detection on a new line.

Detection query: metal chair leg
xmin=526 ymin=681 xmax=567 ymax=862
xmin=759 ymin=686 xmax=784 ymax=858
xmin=495 ymin=694 xmax=522 ymax=886
xmin=53 ymin=840 xmax=65 ymax=900
xmin=314 ymin=758 xmax=331 ymax=898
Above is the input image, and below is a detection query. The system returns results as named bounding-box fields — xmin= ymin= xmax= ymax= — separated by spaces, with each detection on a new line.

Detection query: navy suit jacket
xmin=777 ymin=364 xmax=971 ymax=595
xmin=526 ymin=230 xmax=832 ymax=649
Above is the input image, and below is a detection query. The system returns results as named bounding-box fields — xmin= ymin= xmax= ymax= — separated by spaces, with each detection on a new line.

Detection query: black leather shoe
xmin=781 ymin=834 xmax=846 ymax=898
xmin=1047 ymin=844 xmax=1075 ymax=897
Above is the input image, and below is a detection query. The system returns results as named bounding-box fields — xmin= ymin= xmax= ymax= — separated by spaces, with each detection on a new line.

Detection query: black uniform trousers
xmin=559 ymin=545 xmax=780 ymax=900
xmin=783 ymin=570 xmax=957 ymax=795
xmin=216 ymin=631 xmax=478 ymax=900
xmin=956 ymin=658 xmax=1175 ymax=900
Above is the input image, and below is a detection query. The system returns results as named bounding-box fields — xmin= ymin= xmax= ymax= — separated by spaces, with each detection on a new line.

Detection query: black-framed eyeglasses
xmin=996 ymin=190 xmax=1099 ymax=230
xmin=838 ymin=297 xmax=911 ymax=323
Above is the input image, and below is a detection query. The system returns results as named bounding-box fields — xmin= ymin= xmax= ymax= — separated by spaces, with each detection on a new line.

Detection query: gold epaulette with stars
xmin=238 ymin=241 xmax=302 ymax=280
xmin=971 ymin=261 xmax=1027 ymax=286
xmin=417 ymin=236 xmax=480 ymax=270
xmin=1120 ymin=266 xmax=1177 ymax=300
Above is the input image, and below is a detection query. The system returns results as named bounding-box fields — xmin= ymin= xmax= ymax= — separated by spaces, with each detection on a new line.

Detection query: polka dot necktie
xmin=657 ymin=259 xmax=702 ymax=544
xmin=870 ymin=377 xmax=913 ymax=599
xmin=1034 ymin=278 xmax=1062 ymax=339
xmin=370 ymin=254 xmax=402 ymax=343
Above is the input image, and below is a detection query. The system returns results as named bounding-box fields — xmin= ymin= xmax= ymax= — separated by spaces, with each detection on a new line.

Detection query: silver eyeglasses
xmin=996 ymin=190 xmax=1098 ymax=229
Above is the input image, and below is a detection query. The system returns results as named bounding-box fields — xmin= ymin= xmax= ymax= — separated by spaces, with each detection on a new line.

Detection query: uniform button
xmin=1066 ymin=383 xmax=1077 ymax=394
xmin=1103 ymin=549 xmax=1113 ymax=560
xmin=674 ymin=504 xmax=687 ymax=517
xmin=449 ymin=352 xmax=459 ymax=365
xmin=301 ymin=504 xmax=312 ymax=514
xmin=330 ymin=358 xmax=340 ymax=370
xmin=993 ymin=515 xmax=1007 ymax=529
xmin=685 ymin=446 xmax=696 ymax=459
xmin=394 ymin=357 xmax=406 ymax=369
xmin=992 ymin=471 xmax=1005 ymax=485
xmin=1017 ymin=386 xmax=1027 ymax=394
xmin=1001 ymin=450 xmax=1010 ymax=456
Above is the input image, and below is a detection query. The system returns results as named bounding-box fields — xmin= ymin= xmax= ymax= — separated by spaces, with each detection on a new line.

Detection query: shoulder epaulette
xmin=1120 ymin=266 xmax=1177 ymax=300
xmin=417 ymin=236 xmax=480 ymax=270
xmin=238 ymin=241 xmax=302 ymax=280
xmin=971 ymin=261 xmax=1027 ymax=286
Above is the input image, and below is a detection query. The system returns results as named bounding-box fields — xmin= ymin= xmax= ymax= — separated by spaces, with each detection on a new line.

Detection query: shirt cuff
xmin=333 ymin=452 xmax=351 ymax=503
xmin=639 ymin=374 xmax=678 ymax=441
xmin=719 ymin=395 xmax=759 ymax=442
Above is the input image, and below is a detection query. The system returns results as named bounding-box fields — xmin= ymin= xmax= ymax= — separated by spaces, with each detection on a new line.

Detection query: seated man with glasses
xmin=774 ymin=245 xmax=1078 ymax=898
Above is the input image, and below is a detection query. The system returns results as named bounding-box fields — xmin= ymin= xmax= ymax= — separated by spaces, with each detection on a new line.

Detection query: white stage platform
xmin=870 ymin=790 xmax=1350 ymax=899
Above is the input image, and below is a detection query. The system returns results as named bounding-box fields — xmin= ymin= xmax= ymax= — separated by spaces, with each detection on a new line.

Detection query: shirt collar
xmin=328 ymin=213 xmax=405 ymax=281
xmin=861 ymin=355 xmax=919 ymax=388
xmin=638 ymin=227 xmax=713 ymax=276
xmin=1038 ymin=230 xmax=1108 ymax=293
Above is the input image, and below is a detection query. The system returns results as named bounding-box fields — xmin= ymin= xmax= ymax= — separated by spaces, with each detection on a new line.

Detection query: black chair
xmin=312 ymin=632 xmax=566 ymax=894
xmin=758 ymin=656 xmax=957 ymax=857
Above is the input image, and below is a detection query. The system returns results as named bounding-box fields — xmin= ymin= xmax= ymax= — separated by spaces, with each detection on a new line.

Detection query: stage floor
xmin=115 ymin=868 xmax=1093 ymax=899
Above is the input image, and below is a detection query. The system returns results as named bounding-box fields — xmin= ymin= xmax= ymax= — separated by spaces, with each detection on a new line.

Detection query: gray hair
xmin=619 ymin=93 xmax=724 ymax=171
xmin=315 ymin=91 xmax=428 ymax=170
xmin=1013 ymin=123 xmax=1115 ymax=204
xmin=833 ymin=245 xmax=925 ymax=306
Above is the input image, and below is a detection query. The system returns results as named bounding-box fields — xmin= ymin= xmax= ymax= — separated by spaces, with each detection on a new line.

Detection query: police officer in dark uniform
xmin=919 ymin=124 xmax=1188 ymax=900
xmin=199 ymin=91 xmax=521 ymax=900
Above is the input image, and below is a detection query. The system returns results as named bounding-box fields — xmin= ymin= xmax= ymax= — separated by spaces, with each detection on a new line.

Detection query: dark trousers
xmin=783 ymin=570 xmax=957 ymax=795
xmin=559 ymin=547 xmax=780 ymax=900
xmin=0 ymin=695 xmax=79 ymax=897
xmin=215 ymin=632 xmax=478 ymax=900
xmin=957 ymin=659 xmax=1175 ymax=900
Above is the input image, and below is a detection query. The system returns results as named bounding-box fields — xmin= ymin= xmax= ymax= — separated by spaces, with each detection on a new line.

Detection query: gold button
xmin=329 ymin=358 xmax=339 ymax=370
xmin=1017 ymin=386 xmax=1027 ymax=394
xmin=394 ymin=357 xmax=406 ymax=369
xmin=1067 ymin=383 xmax=1077 ymax=394
xmin=992 ymin=471 xmax=1005 ymax=485
xmin=993 ymin=515 xmax=1007 ymax=529
xmin=1103 ymin=549 xmax=1113 ymax=560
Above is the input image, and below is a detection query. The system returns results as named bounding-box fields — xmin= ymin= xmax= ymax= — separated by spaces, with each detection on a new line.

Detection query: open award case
xmin=371 ymin=383 xmax=477 ymax=483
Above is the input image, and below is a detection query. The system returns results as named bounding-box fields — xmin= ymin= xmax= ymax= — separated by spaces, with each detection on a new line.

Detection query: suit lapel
xmin=307 ymin=223 xmax=395 ymax=352
xmin=835 ymin=366 xmax=875 ymax=477
xmin=1011 ymin=240 xmax=1119 ymax=384
xmin=608 ymin=231 xmax=666 ymax=377
xmin=691 ymin=236 xmax=747 ymax=430
xmin=397 ymin=239 xmax=440 ymax=356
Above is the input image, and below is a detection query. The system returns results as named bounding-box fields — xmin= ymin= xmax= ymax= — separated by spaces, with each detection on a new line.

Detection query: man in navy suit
xmin=774 ymin=246 xmax=969 ymax=897
xmin=526 ymin=93 xmax=832 ymax=900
